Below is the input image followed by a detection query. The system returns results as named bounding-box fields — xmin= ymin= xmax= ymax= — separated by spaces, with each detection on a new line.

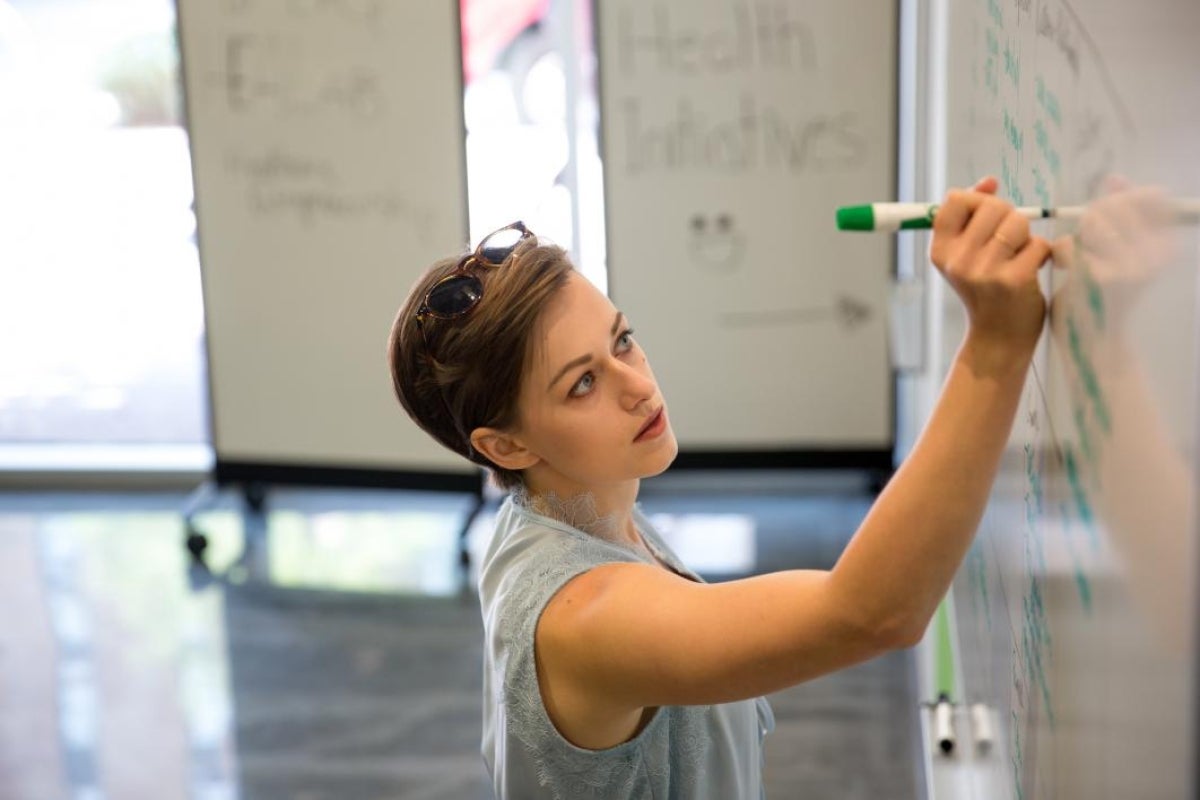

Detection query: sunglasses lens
xmin=477 ymin=226 xmax=525 ymax=264
xmin=427 ymin=274 xmax=483 ymax=316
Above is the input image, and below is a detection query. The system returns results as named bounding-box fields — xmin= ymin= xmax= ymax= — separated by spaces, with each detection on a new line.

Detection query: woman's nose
xmin=615 ymin=357 xmax=656 ymax=409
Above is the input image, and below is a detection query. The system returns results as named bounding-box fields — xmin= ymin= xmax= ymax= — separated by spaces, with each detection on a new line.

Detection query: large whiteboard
xmin=177 ymin=0 xmax=473 ymax=484
xmin=596 ymin=0 xmax=896 ymax=458
xmin=923 ymin=1 xmax=1200 ymax=796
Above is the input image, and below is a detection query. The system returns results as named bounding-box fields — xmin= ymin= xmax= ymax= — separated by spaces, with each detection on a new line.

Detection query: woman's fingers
xmin=972 ymin=175 xmax=999 ymax=194
xmin=933 ymin=189 xmax=993 ymax=238
xmin=932 ymin=179 xmax=1042 ymax=277
xmin=961 ymin=196 xmax=1012 ymax=251
xmin=929 ymin=180 xmax=1055 ymax=352
xmin=933 ymin=177 xmax=998 ymax=238
xmin=985 ymin=210 xmax=1033 ymax=262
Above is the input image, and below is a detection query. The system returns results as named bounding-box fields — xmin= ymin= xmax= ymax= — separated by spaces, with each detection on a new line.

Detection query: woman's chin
xmin=640 ymin=434 xmax=679 ymax=478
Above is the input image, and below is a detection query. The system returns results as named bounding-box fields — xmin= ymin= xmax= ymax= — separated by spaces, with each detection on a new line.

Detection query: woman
xmin=387 ymin=176 xmax=1052 ymax=798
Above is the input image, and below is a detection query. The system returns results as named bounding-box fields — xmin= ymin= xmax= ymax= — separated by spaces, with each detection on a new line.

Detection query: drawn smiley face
xmin=688 ymin=212 xmax=746 ymax=271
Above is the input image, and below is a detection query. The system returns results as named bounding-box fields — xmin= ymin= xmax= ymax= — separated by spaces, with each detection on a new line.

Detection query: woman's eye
xmin=568 ymin=331 xmax=635 ymax=399
xmin=569 ymin=372 xmax=594 ymax=398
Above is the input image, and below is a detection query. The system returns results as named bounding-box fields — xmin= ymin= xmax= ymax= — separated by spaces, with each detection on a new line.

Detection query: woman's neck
xmin=514 ymin=479 xmax=642 ymax=546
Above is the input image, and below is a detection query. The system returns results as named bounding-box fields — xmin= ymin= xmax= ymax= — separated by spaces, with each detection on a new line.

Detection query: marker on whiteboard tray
xmin=834 ymin=199 xmax=1200 ymax=232
xmin=970 ymin=702 xmax=994 ymax=754
xmin=933 ymin=692 xmax=956 ymax=755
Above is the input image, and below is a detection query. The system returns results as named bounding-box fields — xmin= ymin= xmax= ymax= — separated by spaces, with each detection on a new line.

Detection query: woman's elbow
xmin=879 ymin=614 xmax=928 ymax=650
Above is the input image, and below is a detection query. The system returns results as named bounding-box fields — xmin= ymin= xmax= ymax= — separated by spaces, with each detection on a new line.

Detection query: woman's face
xmin=512 ymin=272 xmax=677 ymax=492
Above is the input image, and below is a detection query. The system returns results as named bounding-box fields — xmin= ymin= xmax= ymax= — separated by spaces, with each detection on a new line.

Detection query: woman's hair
xmin=387 ymin=238 xmax=574 ymax=490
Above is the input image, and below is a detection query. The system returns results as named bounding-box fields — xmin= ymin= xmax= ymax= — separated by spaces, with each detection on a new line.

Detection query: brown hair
xmin=387 ymin=239 xmax=574 ymax=490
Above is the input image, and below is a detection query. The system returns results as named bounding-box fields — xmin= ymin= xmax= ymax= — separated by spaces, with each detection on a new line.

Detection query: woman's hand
xmin=929 ymin=176 xmax=1054 ymax=370
xmin=1051 ymin=177 xmax=1177 ymax=335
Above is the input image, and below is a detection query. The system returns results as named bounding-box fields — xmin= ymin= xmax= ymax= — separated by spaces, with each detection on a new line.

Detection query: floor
xmin=0 ymin=473 xmax=924 ymax=800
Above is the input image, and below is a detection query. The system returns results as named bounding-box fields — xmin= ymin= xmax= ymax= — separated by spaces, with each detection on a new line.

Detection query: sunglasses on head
xmin=413 ymin=221 xmax=534 ymax=455
xmin=415 ymin=221 xmax=534 ymax=345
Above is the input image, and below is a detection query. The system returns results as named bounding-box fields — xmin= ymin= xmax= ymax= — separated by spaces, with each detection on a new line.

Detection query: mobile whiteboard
xmin=921 ymin=1 xmax=1200 ymax=797
xmin=596 ymin=0 xmax=898 ymax=465
xmin=177 ymin=0 xmax=474 ymax=487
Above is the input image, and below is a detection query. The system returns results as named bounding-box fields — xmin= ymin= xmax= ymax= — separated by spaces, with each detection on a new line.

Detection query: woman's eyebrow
xmin=546 ymin=311 xmax=625 ymax=392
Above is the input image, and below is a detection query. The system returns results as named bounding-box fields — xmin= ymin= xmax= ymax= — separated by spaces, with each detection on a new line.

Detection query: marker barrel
xmin=934 ymin=696 xmax=955 ymax=755
xmin=836 ymin=199 xmax=1200 ymax=232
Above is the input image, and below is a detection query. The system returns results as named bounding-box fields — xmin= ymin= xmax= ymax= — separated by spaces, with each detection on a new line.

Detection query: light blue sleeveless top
xmin=478 ymin=495 xmax=775 ymax=799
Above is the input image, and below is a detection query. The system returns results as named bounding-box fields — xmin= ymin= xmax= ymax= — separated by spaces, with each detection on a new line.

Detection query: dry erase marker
xmin=970 ymin=702 xmax=994 ymax=754
xmin=835 ymin=199 xmax=1200 ymax=232
xmin=932 ymin=692 xmax=956 ymax=755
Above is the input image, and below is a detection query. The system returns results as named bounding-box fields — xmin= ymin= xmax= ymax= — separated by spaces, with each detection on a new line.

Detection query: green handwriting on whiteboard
xmin=1024 ymin=443 xmax=1044 ymax=523
xmin=967 ymin=542 xmax=992 ymax=631
xmin=1003 ymin=38 xmax=1021 ymax=86
xmin=1066 ymin=314 xmax=1112 ymax=434
xmin=986 ymin=0 xmax=1003 ymax=28
xmin=984 ymin=26 xmax=1000 ymax=96
xmin=1063 ymin=445 xmax=1094 ymax=527
xmin=1075 ymin=568 xmax=1093 ymax=613
xmin=1004 ymin=108 xmax=1025 ymax=154
xmin=1078 ymin=247 xmax=1107 ymax=331
xmin=1034 ymin=118 xmax=1061 ymax=178
xmin=1032 ymin=164 xmax=1051 ymax=208
xmin=1036 ymin=75 xmax=1062 ymax=128
xmin=1000 ymin=152 xmax=1026 ymax=206
xmin=1022 ymin=573 xmax=1055 ymax=727
xmin=1072 ymin=404 xmax=1098 ymax=469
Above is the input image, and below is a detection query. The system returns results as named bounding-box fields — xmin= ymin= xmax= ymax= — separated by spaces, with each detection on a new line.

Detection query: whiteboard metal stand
xmin=180 ymin=463 xmax=485 ymax=591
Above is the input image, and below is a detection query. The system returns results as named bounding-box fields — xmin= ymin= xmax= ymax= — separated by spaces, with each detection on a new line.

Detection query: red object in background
xmin=460 ymin=0 xmax=551 ymax=83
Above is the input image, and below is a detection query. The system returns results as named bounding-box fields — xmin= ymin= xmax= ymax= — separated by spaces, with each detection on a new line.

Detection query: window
xmin=0 ymin=0 xmax=208 ymax=470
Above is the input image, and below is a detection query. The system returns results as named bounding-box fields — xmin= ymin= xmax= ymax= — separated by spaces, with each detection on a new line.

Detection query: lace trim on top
xmin=509 ymin=486 xmax=659 ymax=563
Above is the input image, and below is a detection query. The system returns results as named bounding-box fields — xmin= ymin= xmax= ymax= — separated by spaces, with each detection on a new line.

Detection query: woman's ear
xmin=470 ymin=427 xmax=541 ymax=471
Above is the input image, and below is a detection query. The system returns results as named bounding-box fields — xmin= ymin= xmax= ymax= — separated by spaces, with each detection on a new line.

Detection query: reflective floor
xmin=0 ymin=475 xmax=922 ymax=800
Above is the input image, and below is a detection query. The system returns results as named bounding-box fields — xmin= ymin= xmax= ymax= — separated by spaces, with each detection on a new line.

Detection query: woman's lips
xmin=634 ymin=407 xmax=666 ymax=442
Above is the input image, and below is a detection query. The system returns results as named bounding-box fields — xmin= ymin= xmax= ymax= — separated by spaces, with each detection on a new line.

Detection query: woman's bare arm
xmin=539 ymin=179 xmax=1055 ymax=710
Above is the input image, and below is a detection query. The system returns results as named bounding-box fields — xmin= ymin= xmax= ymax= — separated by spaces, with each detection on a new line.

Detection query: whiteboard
xmin=177 ymin=0 xmax=474 ymax=484
xmin=923 ymin=0 xmax=1200 ymax=796
xmin=595 ymin=0 xmax=896 ymax=458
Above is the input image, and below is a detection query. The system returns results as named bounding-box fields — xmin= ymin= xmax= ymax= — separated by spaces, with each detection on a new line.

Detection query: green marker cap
xmin=836 ymin=204 xmax=875 ymax=231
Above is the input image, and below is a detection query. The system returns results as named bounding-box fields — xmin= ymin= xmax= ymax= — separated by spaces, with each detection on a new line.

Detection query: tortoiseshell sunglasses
xmin=415 ymin=220 xmax=533 ymax=357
